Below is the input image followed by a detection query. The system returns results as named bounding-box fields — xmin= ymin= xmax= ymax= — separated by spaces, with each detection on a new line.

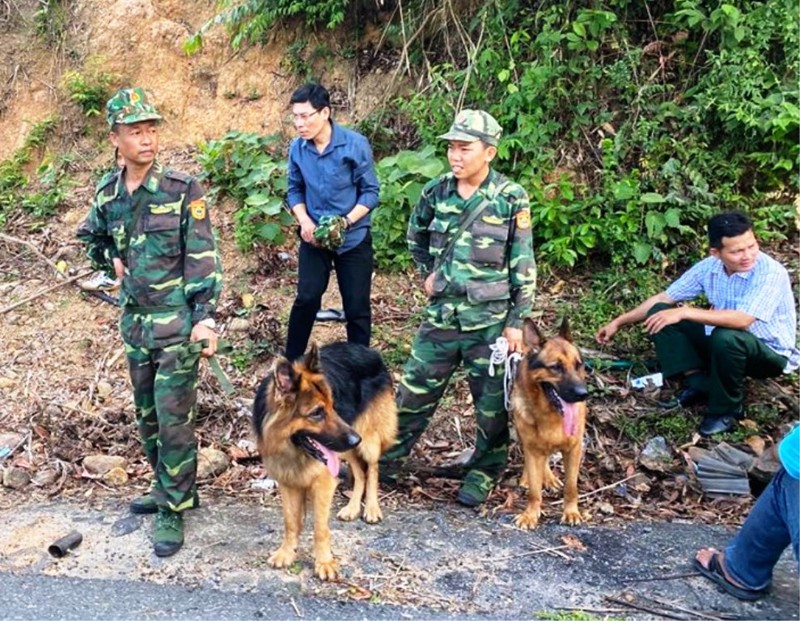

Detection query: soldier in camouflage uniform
xmin=381 ymin=110 xmax=537 ymax=506
xmin=76 ymin=88 xmax=222 ymax=556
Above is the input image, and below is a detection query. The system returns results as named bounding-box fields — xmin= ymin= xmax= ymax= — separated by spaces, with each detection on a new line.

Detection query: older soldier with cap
xmin=381 ymin=109 xmax=537 ymax=506
xmin=77 ymin=87 xmax=222 ymax=556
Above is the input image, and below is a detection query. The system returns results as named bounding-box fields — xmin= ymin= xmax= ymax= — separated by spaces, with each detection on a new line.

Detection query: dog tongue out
xmin=560 ymin=397 xmax=580 ymax=437
xmin=311 ymin=439 xmax=341 ymax=478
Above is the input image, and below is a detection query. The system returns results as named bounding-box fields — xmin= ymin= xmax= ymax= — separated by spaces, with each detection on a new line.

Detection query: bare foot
xmin=694 ymin=548 xmax=747 ymax=589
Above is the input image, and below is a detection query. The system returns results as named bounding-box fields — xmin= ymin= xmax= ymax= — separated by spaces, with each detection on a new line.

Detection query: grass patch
xmin=613 ymin=409 xmax=697 ymax=445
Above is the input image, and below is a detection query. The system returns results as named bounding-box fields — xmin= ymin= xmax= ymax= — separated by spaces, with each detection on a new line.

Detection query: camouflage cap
xmin=105 ymin=87 xmax=163 ymax=128
xmin=438 ymin=109 xmax=502 ymax=146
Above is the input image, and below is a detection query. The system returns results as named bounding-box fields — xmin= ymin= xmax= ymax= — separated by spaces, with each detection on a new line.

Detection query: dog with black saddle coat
xmin=252 ymin=341 xmax=397 ymax=580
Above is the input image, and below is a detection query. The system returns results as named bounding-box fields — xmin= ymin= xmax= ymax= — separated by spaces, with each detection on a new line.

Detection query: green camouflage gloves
xmin=313 ymin=215 xmax=348 ymax=251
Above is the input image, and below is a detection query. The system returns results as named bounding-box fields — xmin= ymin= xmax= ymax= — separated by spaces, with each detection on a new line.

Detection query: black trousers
xmin=285 ymin=233 xmax=373 ymax=360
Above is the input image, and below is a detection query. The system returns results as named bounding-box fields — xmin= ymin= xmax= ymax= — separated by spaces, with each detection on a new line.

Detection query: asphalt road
xmin=0 ymin=497 xmax=796 ymax=620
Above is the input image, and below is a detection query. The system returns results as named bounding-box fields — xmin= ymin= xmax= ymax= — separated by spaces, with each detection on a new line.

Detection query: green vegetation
xmin=372 ymin=145 xmax=447 ymax=270
xmin=230 ymin=339 xmax=272 ymax=372
xmin=183 ymin=0 xmax=350 ymax=55
xmin=62 ymin=65 xmax=117 ymax=118
xmin=566 ymin=266 xmax=665 ymax=350
xmin=34 ymin=0 xmax=69 ymax=47
xmin=196 ymin=131 xmax=293 ymax=251
xmin=394 ymin=0 xmax=797 ymax=268
xmin=0 ymin=118 xmax=73 ymax=229
xmin=188 ymin=0 xmax=797 ymax=273
xmin=536 ymin=612 xmax=621 ymax=621
xmin=614 ymin=409 xmax=698 ymax=445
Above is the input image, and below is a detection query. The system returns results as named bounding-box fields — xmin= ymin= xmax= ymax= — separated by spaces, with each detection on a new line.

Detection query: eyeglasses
xmin=291 ymin=110 xmax=320 ymax=123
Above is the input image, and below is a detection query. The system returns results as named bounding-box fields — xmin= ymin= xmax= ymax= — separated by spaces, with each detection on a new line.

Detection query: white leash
xmin=488 ymin=336 xmax=523 ymax=410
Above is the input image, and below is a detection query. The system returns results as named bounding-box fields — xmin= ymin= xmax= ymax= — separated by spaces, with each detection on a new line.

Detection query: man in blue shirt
xmin=284 ymin=83 xmax=380 ymax=360
xmin=596 ymin=212 xmax=799 ymax=436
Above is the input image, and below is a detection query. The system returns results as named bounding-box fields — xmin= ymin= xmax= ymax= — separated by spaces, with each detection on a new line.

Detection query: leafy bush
xmin=0 ymin=118 xmax=73 ymax=228
xmin=394 ymin=0 xmax=798 ymax=267
xmin=62 ymin=62 xmax=117 ymax=118
xmin=34 ymin=0 xmax=69 ymax=47
xmin=372 ymin=145 xmax=447 ymax=271
xmin=184 ymin=0 xmax=350 ymax=55
xmin=196 ymin=131 xmax=293 ymax=251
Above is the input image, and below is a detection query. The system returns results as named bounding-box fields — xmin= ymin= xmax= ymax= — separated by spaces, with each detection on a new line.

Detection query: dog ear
xmin=304 ymin=342 xmax=321 ymax=373
xmin=273 ymin=358 xmax=298 ymax=394
xmin=522 ymin=317 xmax=544 ymax=351
xmin=558 ymin=317 xmax=573 ymax=342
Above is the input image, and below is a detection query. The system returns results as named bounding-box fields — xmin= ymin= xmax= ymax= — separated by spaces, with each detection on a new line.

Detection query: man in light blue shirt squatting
xmin=284 ymin=83 xmax=380 ymax=360
xmin=597 ymin=211 xmax=799 ymax=436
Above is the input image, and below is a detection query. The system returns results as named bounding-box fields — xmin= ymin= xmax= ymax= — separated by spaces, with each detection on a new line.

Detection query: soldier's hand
xmin=423 ymin=273 xmax=435 ymax=297
xmin=112 ymin=257 xmax=125 ymax=280
xmin=191 ymin=323 xmax=218 ymax=357
xmin=503 ymin=327 xmax=524 ymax=353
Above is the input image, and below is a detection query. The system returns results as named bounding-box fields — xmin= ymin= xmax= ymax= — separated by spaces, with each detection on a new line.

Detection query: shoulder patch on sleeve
xmin=515 ymin=209 xmax=531 ymax=230
xmin=189 ymin=198 xmax=207 ymax=220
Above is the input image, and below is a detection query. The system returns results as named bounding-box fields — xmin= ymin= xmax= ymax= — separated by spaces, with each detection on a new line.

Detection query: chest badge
xmin=190 ymin=198 xmax=206 ymax=220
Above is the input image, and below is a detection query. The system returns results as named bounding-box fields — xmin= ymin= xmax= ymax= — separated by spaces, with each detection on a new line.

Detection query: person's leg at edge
xmin=458 ymin=322 xmax=508 ymax=506
xmin=335 ymin=232 xmax=373 ymax=347
xmin=285 ymin=241 xmax=333 ymax=360
xmin=708 ymin=467 xmax=799 ymax=591
xmin=381 ymin=322 xmax=461 ymax=464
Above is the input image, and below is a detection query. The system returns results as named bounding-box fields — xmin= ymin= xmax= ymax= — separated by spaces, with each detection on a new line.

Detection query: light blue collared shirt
xmin=287 ymin=121 xmax=380 ymax=254
xmin=666 ymin=252 xmax=799 ymax=371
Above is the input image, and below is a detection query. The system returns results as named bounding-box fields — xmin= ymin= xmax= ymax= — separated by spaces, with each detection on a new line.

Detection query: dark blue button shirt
xmin=287 ymin=121 xmax=380 ymax=254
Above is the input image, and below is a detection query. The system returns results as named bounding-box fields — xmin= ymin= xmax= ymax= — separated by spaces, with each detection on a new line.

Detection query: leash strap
xmin=488 ymin=336 xmax=522 ymax=410
xmin=179 ymin=339 xmax=235 ymax=395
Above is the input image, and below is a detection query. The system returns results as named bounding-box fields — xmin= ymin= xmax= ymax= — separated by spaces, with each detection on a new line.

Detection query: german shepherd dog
xmin=510 ymin=318 xmax=588 ymax=529
xmin=252 ymin=341 xmax=397 ymax=580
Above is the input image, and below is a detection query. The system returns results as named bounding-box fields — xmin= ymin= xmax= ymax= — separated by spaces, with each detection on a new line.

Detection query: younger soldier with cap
xmin=381 ymin=109 xmax=537 ymax=506
xmin=77 ymin=87 xmax=222 ymax=556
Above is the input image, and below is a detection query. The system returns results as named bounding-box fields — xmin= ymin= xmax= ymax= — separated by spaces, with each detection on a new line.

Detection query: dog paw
xmin=268 ymin=547 xmax=296 ymax=568
xmin=315 ymin=558 xmax=339 ymax=581
xmin=362 ymin=505 xmax=383 ymax=524
xmin=513 ymin=510 xmax=541 ymax=530
xmin=561 ymin=509 xmax=582 ymax=525
xmin=337 ymin=504 xmax=361 ymax=521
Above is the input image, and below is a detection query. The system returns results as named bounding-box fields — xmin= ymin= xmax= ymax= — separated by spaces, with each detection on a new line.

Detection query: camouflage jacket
xmin=76 ymin=161 xmax=222 ymax=348
xmin=407 ymin=169 xmax=536 ymax=331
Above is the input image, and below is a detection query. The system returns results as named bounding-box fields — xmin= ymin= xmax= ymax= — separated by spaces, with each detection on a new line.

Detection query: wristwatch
xmin=344 ymin=215 xmax=354 ymax=229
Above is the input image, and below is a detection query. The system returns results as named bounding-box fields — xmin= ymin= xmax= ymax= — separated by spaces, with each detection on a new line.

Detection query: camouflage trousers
xmin=125 ymin=341 xmax=200 ymax=513
xmin=384 ymin=320 xmax=509 ymax=481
